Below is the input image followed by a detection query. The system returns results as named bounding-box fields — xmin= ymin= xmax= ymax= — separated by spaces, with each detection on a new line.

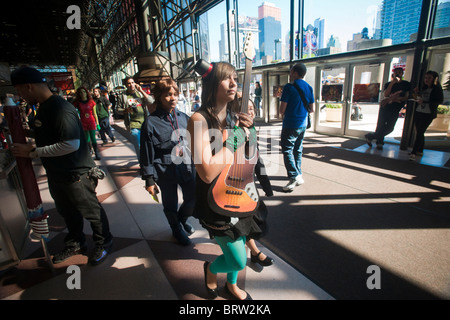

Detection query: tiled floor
xmin=1 ymin=120 xmax=449 ymax=300
xmin=0 ymin=121 xmax=334 ymax=301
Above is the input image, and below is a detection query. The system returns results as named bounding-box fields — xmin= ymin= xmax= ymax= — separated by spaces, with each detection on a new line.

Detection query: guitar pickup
xmin=226 ymin=190 xmax=243 ymax=195
xmin=224 ymin=205 xmax=240 ymax=209
xmin=227 ymin=176 xmax=244 ymax=182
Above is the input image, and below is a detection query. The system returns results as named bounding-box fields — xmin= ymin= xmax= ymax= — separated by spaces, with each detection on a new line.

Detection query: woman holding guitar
xmin=188 ymin=61 xmax=261 ymax=300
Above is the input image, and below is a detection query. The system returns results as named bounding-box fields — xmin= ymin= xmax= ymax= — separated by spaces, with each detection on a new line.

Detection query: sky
xmin=206 ymin=0 xmax=385 ymax=60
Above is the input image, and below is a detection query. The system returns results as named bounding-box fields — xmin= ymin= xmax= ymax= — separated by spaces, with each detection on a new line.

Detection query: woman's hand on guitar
xmin=235 ymin=112 xmax=253 ymax=128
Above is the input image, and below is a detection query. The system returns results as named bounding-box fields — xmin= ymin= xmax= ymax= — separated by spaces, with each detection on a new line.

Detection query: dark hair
xmin=199 ymin=62 xmax=239 ymax=129
xmin=123 ymin=76 xmax=134 ymax=84
xmin=153 ymin=78 xmax=179 ymax=108
xmin=73 ymin=86 xmax=93 ymax=106
xmin=424 ymin=70 xmax=440 ymax=87
xmin=291 ymin=63 xmax=307 ymax=78
xmin=235 ymin=98 xmax=255 ymax=114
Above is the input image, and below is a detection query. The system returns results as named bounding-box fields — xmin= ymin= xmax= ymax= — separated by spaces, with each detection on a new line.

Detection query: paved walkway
xmin=1 ymin=119 xmax=449 ymax=301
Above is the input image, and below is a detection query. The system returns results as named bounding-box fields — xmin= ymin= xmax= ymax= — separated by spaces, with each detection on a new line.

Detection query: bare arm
xmin=187 ymin=112 xmax=233 ymax=184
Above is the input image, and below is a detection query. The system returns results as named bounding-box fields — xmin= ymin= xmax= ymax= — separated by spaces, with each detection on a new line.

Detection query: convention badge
xmin=175 ymin=144 xmax=184 ymax=157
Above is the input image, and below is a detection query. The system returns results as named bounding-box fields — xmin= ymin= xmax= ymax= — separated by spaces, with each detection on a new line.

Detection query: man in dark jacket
xmin=11 ymin=67 xmax=113 ymax=265
xmin=365 ymin=67 xmax=411 ymax=150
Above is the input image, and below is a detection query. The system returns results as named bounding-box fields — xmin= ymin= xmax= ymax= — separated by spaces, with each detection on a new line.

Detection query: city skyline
xmin=206 ymin=0 xmax=450 ymax=62
xmin=207 ymin=0 xmax=386 ymax=61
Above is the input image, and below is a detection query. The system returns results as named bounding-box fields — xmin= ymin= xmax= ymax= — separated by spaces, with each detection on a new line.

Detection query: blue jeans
xmin=130 ymin=128 xmax=141 ymax=160
xmin=281 ymin=127 xmax=306 ymax=179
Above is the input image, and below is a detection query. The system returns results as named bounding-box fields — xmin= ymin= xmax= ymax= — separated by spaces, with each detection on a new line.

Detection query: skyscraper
xmin=314 ymin=18 xmax=326 ymax=49
xmin=378 ymin=0 xmax=422 ymax=44
xmin=258 ymin=2 xmax=282 ymax=61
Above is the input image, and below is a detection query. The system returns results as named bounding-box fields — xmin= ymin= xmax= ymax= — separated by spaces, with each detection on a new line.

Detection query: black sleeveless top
xmin=193 ymin=108 xmax=262 ymax=240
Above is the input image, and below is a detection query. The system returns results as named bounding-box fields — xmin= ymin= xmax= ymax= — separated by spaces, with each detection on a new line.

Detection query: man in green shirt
xmin=93 ymin=87 xmax=115 ymax=144
xmin=116 ymin=77 xmax=154 ymax=160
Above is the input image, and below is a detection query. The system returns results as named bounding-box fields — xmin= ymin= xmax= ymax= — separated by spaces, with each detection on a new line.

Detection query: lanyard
xmin=167 ymin=111 xmax=181 ymax=142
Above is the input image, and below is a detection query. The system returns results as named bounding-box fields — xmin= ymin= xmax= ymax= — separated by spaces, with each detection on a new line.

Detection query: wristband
xmin=224 ymin=126 xmax=246 ymax=153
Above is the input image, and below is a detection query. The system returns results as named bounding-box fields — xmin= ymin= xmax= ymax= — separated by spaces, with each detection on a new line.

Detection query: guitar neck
xmin=240 ymin=58 xmax=252 ymax=114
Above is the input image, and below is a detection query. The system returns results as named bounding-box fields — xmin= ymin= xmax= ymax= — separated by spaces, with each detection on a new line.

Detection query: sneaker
xmin=89 ymin=238 xmax=113 ymax=266
xmin=409 ymin=153 xmax=416 ymax=161
xmin=52 ymin=245 xmax=87 ymax=264
xmin=295 ymin=174 xmax=304 ymax=185
xmin=111 ymin=136 xmax=115 ymax=143
xmin=282 ymin=175 xmax=304 ymax=192
xmin=364 ymin=134 xmax=373 ymax=147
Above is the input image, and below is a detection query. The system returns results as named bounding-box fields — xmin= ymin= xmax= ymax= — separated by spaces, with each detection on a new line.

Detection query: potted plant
xmin=428 ymin=105 xmax=450 ymax=133
xmin=325 ymin=103 xmax=342 ymax=122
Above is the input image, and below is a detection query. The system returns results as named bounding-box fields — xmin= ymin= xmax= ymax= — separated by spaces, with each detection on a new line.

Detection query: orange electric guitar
xmin=208 ymin=32 xmax=259 ymax=218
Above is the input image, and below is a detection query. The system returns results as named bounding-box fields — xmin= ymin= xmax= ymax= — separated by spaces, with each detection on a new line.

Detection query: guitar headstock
xmin=243 ymin=32 xmax=255 ymax=61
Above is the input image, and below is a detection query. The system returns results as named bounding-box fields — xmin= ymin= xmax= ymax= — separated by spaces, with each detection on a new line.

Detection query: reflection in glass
xmin=432 ymin=0 xmax=450 ymax=39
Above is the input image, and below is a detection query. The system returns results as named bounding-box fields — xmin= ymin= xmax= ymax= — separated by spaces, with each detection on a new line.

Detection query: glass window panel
xmin=424 ymin=47 xmax=450 ymax=142
xmin=348 ymin=63 xmax=385 ymax=133
xmin=317 ymin=67 xmax=346 ymax=129
xmin=432 ymin=0 xmax=450 ymax=39
xmin=237 ymin=1 xmax=291 ymax=66
xmin=199 ymin=1 xmax=227 ymax=62
xmin=303 ymin=0 xmax=421 ymax=57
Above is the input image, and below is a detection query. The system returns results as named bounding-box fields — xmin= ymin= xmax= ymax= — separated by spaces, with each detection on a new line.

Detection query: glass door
xmin=266 ymin=71 xmax=289 ymax=122
xmin=315 ymin=66 xmax=348 ymax=135
xmin=314 ymin=59 xmax=406 ymax=140
xmin=425 ymin=46 xmax=450 ymax=148
xmin=345 ymin=62 xmax=386 ymax=138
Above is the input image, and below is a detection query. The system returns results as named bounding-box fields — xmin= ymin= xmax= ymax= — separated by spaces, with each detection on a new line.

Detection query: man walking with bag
xmin=280 ymin=63 xmax=314 ymax=192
